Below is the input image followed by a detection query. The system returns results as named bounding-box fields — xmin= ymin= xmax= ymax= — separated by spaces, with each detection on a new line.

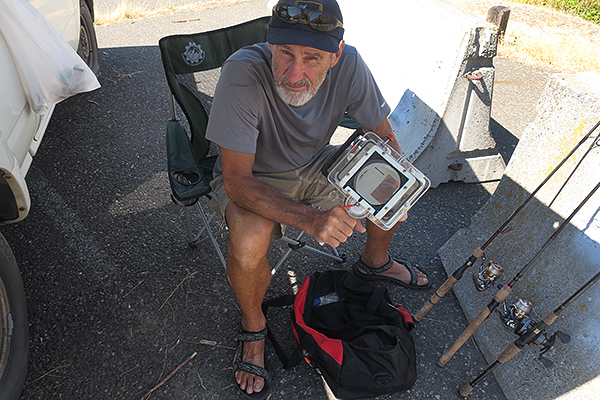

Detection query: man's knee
xmin=226 ymin=202 xmax=273 ymax=265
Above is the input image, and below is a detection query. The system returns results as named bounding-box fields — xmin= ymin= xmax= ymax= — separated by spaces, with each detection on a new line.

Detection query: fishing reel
xmin=497 ymin=298 xmax=533 ymax=329
xmin=513 ymin=317 xmax=571 ymax=368
xmin=473 ymin=254 xmax=504 ymax=291
xmin=327 ymin=131 xmax=430 ymax=230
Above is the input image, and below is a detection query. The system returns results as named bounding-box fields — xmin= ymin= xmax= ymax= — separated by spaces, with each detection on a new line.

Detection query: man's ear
xmin=330 ymin=40 xmax=345 ymax=68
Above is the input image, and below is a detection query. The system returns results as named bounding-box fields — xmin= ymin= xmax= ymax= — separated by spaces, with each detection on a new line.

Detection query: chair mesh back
xmin=159 ymin=17 xmax=270 ymax=162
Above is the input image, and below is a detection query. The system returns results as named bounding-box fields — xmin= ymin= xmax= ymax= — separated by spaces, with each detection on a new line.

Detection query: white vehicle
xmin=0 ymin=0 xmax=99 ymax=397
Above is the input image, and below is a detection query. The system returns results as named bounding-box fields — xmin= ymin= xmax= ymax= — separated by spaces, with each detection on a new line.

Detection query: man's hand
xmin=369 ymin=118 xmax=403 ymax=155
xmin=308 ymin=206 xmax=366 ymax=247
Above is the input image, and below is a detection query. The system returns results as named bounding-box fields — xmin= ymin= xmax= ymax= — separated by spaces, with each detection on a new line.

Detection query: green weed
xmin=513 ymin=0 xmax=600 ymax=24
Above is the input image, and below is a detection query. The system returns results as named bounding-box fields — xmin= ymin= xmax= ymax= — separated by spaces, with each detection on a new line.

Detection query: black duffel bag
xmin=263 ymin=269 xmax=417 ymax=399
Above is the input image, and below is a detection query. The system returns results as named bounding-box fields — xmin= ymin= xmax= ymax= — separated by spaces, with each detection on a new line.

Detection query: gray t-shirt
xmin=206 ymin=42 xmax=390 ymax=176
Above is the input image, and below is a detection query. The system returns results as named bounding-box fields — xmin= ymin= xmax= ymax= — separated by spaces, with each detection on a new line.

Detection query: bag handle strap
xmin=262 ymin=294 xmax=295 ymax=308
xmin=261 ymin=295 xmax=307 ymax=369
xmin=366 ymin=287 xmax=387 ymax=314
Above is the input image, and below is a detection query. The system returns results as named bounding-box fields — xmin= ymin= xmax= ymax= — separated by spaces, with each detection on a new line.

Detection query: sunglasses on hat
xmin=273 ymin=2 xmax=344 ymax=32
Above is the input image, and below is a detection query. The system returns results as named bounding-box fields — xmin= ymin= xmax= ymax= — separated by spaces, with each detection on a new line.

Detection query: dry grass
xmin=500 ymin=20 xmax=599 ymax=72
xmin=94 ymin=0 xmax=255 ymax=26
xmin=442 ymin=0 xmax=600 ymax=73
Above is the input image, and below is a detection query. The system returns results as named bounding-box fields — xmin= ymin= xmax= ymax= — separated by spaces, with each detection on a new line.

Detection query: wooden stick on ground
xmin=139 ymin=352 xmax=197 ymax=400
xmin=172 ymin=17 xmax=201 ymax=23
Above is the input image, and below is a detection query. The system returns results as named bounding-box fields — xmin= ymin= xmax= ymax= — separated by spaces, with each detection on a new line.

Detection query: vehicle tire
xmin=78 ymin=0 xmax=100 ymax=74
xmin=0 ymin=233 xmax=29 ymax=399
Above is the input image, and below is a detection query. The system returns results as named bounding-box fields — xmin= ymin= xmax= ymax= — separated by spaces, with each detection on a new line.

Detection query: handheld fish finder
xmin=324 ymin=130 xmax=430 ymax=230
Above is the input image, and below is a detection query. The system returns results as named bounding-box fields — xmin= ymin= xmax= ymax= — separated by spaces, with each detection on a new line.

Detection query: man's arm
xmin=220 ymin=147 xmax=365 ymax=247
xmin=368 ymin=118 xmax=404 ymax=156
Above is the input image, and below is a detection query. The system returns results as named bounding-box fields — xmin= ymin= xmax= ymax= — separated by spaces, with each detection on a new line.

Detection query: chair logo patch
xmin=182 ymin=42 xmax=205 ymax=66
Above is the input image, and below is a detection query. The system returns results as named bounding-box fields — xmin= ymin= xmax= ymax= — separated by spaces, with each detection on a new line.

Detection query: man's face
xmin=269 ymin=43 xmax=342 ymax=107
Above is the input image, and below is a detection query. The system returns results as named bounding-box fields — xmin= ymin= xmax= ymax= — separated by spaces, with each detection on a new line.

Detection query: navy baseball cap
xmin=267 ymin=0 xmax=344 ymax=54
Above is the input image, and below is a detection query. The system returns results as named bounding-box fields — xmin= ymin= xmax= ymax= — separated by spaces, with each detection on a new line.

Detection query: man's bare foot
xmin=236 ymin=338 xmax=265 ymax=394
xmin=233 ymin=328 xmax=271 ymax=398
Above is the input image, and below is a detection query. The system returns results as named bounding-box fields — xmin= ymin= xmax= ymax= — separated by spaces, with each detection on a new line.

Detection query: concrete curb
xmin=439 ymin=71 xmax=600 ymax=400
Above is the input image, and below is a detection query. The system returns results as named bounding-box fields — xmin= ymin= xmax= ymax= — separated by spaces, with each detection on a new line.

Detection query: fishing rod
xmin=458 ymin=269 xmax=600 ymax=397
xmin=414 ymin=118 xmax=600 ymax=322
xmin=548 ymin=128 xmax=600 ymax=208
xmin=438 ymin=179 xmax=600 ymax=367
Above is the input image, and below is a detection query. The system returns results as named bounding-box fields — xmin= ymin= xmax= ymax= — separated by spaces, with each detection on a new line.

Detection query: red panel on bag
xmin=396 ymin=306 xmax=413 ymax=323
xmin=294 ymin=277 xmax=344 ymax=365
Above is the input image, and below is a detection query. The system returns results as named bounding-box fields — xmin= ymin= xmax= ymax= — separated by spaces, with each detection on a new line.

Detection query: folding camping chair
xmin=158 ymin=17 xmax=345 ymax=274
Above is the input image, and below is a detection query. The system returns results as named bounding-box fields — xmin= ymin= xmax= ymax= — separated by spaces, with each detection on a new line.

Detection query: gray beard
xmin=274 ymin=76 xmax=320 ymax=107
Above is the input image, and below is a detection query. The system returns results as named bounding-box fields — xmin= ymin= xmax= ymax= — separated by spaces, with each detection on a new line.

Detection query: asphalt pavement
xmin=3 ymin=0 xmax=552 ymax=399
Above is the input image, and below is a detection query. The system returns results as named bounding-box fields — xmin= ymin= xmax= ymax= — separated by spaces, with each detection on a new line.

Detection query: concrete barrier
xmin=343 ymin=0 xmax=505 ymax=187
xmin=439 ymin=71 xmax=600 ymax=400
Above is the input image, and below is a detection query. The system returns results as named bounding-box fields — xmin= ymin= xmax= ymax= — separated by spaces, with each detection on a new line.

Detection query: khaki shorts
xmin=209 ymin=145 xmax=345 ymax=240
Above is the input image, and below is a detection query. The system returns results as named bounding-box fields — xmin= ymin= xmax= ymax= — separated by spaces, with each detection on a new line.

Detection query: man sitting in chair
xmin=206 ymin=1 xmax=431 ymax=398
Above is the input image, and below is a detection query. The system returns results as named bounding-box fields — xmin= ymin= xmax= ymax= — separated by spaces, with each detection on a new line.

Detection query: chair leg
xmin=196 ymin=202 xmax=228 ymax=270
xmin=190 ymin=208 xmax=227 ymax=246
xmin=184 ymin=206 xmax=195 ymax=245
xmin=185 ymin=206 xmax=210 ymax=246
xmin=272 ymin=231 xmax=345 ymax=275
xmin=183 ymin=203 xmax=228 ymax=271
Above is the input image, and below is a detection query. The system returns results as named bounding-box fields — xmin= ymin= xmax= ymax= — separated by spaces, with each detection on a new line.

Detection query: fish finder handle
xmin=321 ymin=128 xmax=364 ymax=178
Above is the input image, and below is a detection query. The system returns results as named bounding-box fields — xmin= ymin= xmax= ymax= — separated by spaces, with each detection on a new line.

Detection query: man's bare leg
xmin=226 ymin=201 xmax=274 ymax=395
xmin=360 ymin=218 xmax=429 ymax=286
